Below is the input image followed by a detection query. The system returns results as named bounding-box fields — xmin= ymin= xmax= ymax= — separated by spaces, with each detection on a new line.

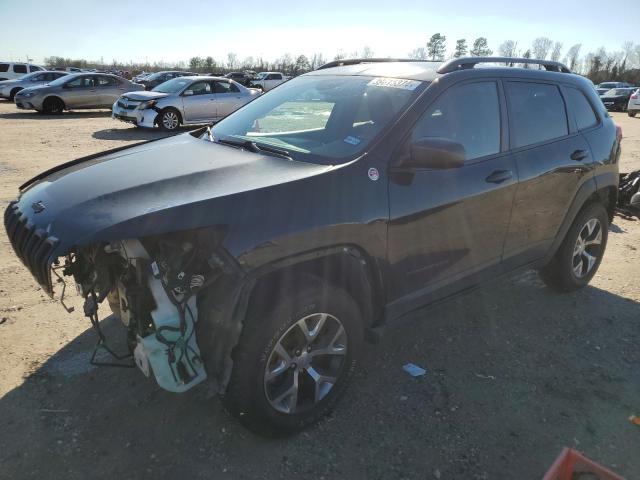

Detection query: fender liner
xmin=196 ymin=245 xmax=381 ymax=394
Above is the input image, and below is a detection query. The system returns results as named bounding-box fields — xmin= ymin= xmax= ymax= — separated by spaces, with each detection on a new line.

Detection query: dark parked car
xmin=138 ymin=70 xmax=196 ymax=90
xmin=600 ymin=87 xmax=635 ymax=111
xmin=5 ymin=56 xmax=621 ymax=435
xmin=224 ymin=71 xmax=254 ymax=86
xmin=596 ymin=81 xmax=634 ymax=96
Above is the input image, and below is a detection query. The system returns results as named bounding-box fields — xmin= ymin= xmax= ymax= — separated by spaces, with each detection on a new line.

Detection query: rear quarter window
xmin=13 ymin=64 xmax=27 ymax=74
xmin=564 ymin=87 xmax=598 ymax=131
xmin=506 ymin=82 xmax=568 ymax=148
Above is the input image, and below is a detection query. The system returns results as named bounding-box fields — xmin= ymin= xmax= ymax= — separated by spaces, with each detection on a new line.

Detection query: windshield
xmin=152 ymin=77 xmax=191 ymax=93
xmin=210 ymin=75 xmax=424 ymax=164
xmin=599 ymin=82 xmax=618 ymax=88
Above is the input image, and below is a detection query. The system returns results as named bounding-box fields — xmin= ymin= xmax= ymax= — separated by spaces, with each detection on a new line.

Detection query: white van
xmin=0 ymin=62 xmax=46 ymax=81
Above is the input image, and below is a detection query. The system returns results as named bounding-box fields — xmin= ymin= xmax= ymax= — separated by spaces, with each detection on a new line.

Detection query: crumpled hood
xmin=121 ymin=90 xmax=169 ymax=101
xmin=15 ymin=133 xmax=332 ymax=253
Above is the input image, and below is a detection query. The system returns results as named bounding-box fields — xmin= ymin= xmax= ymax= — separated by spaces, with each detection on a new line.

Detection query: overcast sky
xmin=1 ymin=0 xmax=637 ymax=64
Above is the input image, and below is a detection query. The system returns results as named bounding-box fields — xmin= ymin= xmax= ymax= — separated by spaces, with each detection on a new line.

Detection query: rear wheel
xmin=42 ymin=97 xmax=64 ymax=114
xmin=158 ymin=108 xmax=181 ymax=131
xmin=539 ymin=202 xmax=608 ymax=292
xmin=9 ymin=87 xmax=21 ymax=101
xmin=221 ymin=275 xmax=363 ymax=436
xmin=629 ymin=110 xmax=637 ymax=118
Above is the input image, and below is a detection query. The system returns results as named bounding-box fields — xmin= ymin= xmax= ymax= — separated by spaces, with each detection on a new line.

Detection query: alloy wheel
xmin=264 ymin=313 xmax=348 ymax=414
xmin=572 ymin=218 xmax=603 ymax=278
xmin=162 ymin=111 xmax=179 ymax=130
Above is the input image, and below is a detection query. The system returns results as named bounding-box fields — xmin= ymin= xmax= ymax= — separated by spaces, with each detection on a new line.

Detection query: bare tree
xmin=532 ymin=37 xmax=553 ymax=60
xmin=226 ymin=52 xmax=238 ymax=70
xmin=408 ymin=47 xmax=427 ymax=60
xmin=563 ymin=44 xmax=582 ymax=71
xmin=550 ymin=42 xmax=563 ymax=62
xmin=362 ymin=46 xmax=374 ymax=59
xmin=310 ymin=53 xmax=326 ymax=70
xmin=498 ymin=40 xmax=518 ymax=65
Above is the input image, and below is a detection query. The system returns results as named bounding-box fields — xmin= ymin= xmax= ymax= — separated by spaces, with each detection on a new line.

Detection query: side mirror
xmin=404 ymin=137 xmax=465 ymax=169
xmin=183 ymin=89 xmax=194 ymax=96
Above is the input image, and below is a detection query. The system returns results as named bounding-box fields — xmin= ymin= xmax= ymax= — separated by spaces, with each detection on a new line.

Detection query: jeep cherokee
xmin=4 ymin=57 xmax=621 ymax=435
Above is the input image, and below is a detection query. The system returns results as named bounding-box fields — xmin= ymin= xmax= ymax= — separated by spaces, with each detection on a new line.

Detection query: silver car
xmin=14 ymin=73 xmax=143 ymax=113
xmin=0 ymin=71 xmax=69 ymax=100
xmin=112 ymin=76 xmax=260 ymax=131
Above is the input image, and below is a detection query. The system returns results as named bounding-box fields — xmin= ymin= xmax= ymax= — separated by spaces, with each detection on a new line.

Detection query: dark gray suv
xmin=4 ymin=57 xmax=620 ymax=435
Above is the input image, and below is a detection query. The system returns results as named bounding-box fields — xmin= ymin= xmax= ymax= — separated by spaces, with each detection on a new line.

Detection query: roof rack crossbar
xmin=317 ymin=58 xmax=438 ymax=70
xmin=437 ymin=56 xmax=571 ymax=74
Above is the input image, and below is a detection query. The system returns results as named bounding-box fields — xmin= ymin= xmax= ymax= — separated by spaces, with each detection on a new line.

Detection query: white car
xmin=628 ymin=89 xmax=640 ymax=117
xmin=112 ymin=76 xmax=261 ymax=130
xmin=0 ymin=62 xmax=46 ymax=81
xmin=249 ymin=72 xmax=289 ymax=92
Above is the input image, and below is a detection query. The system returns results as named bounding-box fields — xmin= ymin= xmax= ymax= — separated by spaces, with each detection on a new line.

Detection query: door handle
xmin=571 ymin=149 xmax=588 ymax=161
xmin=485 ymin=170 xmax=513 ymax=184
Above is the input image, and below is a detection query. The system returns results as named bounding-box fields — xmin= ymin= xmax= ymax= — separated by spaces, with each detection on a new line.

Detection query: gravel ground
xmin=0 ymin=101 xmax=638 ymax=479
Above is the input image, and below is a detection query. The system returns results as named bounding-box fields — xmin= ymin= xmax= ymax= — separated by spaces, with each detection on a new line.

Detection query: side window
xmin=33 ymin=73 xmax=47 ymax=81
xmin=97 ymin=76 xmax=117 ymax=87
xmin=564 ymin=87 xmax=598 ymax=130
xmin=268 ymin=74 xmax=282 ymax=80
xmin=410 ymin=81 xmax=501 ymax=162
xmin=13 ymin=64 xmax=27 ymax=74
xmin=189 ymin=81 xmax=212 ymax=95
xmin=52 ymin=73 xmax=66 ymax=80
xmin=229 ymin=83 xmax=240 ymax=93
xmin=213 ymin=81 xmax=234 ymax=93
xmin=506 ymin=82 xmax=568 ymax=148
xmin=66 ymin=76 xmax=94 ymax=88
xmin=29 ymin=65 xmax=43 ymax=72
xmin=0 ymin=63 xmax=9 ymax=72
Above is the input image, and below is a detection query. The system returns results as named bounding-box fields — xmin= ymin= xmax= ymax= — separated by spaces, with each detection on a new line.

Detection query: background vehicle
xmin=627 ymin=88 xmax=640 ymax=117
xmin=249 ymin=71 xmax=288 ymax=91
xmin=596 ymin=81 xmax=634 ymax=96
xmin=138 ymin=71 xmax=195 ymax=90
xmin=14 ymin=73 xmax=143 ymax=113
xmin=112 ymin=76 xmax=260 ymax=130
xmin=225 ymin=72 xmax=254 ymax=86
xmin=600 ymin=87 xmax=635 ymax=111
xmin=0 ymin=62 xmax=45 ymax=81
xmin=5 ymin=57 xmax=620 ymax=435
xmin=0 ymin=71 xmax=68 ymax=100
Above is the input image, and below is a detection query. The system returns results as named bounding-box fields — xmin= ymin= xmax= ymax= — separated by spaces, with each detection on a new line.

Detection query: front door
xmin=181 ymin=80 xmax=217 ymax=122
xmin=213 ymin=80 xmax=243 ymax=119
xmin=387 ymin=80 xmax=517 ymax=308
xmin=61 ymin=75 xmax=97 ymax=108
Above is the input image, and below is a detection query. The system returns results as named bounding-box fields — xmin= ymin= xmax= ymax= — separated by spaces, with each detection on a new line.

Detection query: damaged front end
xmin=63 ymin=229 xmax=237 ymax=393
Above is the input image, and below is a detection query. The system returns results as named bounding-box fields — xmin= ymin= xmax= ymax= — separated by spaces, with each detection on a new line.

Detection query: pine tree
xmin=453 ymin=39 xmax=468 ymax=58
xmin=426 ymin=33 xmax=447 ymax=61
xmin=470 ymin=37 xmax=492 ymax=57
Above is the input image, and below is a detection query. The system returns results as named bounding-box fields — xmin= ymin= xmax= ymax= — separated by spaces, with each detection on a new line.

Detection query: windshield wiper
xmin=216 ymin=138 xmax=292 ymax=160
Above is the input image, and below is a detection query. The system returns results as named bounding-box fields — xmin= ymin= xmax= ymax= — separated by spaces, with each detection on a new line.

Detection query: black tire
xmin=539 ymin=202 xmax=609 ymax=292
xmin=9 ymin=87 xmax=21 ymax=101
xmin=42 ymin=97 xmax=64 ymax=114
xmin=221 ymin=275 xmax=363 ymax=436
xmin=157 ymin=108 xmax=181 ymax=131
xmin=629 ymin=110 xmax=637 ymax=118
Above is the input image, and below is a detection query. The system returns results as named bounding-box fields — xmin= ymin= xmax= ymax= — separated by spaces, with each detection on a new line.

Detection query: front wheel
xmin=539 ymin=202 xmax=609 ymax=292
xmin=222 ymin=276 xmax=363 ymax=436
xmin=157 ymin=108 xmax=181 ymax=131
xmin=42 ymin=97 xmax=64 ymax=114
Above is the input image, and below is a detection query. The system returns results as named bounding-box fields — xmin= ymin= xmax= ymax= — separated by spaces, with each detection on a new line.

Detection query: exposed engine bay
xmin=61 ymin=230 xmax=227 ymax=393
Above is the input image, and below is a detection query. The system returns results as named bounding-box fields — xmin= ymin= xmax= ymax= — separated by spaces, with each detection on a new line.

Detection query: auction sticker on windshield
xmin=367 ymin=78 xmax=421 ymax=90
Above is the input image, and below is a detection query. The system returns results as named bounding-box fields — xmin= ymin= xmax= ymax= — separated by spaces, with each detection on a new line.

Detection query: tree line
xmin=43 ymin=38 xmax=640 ymax=84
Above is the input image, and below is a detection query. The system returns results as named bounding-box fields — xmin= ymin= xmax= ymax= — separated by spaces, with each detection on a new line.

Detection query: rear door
xmin=96 ymin=75 xmax=123 ymax=106
xmin=181 ymin=80 xmax=216 ymax=122
xmin=213 ymin=80 xmax=244 ymax=118
xmin=502 ymin=80 xmax=594 ymax=264
xmin=387 ymin=80 xmax=517 ymax=306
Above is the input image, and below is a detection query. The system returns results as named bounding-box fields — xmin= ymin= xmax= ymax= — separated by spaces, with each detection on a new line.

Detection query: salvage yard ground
xmin=0 ymin=101 xmax=639 ymax=479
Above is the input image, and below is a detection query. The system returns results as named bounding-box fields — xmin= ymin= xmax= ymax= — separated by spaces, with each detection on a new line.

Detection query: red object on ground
xmin=542 ymin=448 xmax=625 ymax=480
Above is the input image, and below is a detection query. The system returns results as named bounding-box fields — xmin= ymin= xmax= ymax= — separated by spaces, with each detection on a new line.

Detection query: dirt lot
xmin=0 ymin=100 xmax=639 ymax=479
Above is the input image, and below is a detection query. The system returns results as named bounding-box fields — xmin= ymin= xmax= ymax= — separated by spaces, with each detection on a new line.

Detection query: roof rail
xmin=317 ymin=58 xmax=436 ymax=70
xmin=437 ymin=56 xmax=572 ymax=74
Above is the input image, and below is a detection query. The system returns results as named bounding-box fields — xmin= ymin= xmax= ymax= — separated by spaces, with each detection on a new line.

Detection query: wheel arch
xmin=156 ymin=106 xmax=182 ymax=126
xmin=196 ymin=245 xmax=385 ymax=393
